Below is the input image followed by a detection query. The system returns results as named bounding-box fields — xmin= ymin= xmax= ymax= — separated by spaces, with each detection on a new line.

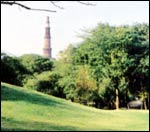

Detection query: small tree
xmin=19 ymin=54 xmax=53 ymax=74
xmin=24 ymin=71 xmax=64 ymax=97
xmin=75 ymin=65 xmax=97 ymax=103
xmin=1 ymin=52 xmax=29 ymax=86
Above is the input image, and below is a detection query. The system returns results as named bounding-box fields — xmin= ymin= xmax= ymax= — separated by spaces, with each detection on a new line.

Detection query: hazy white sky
xmin=1 ymin=1 xmax=149 ymax=58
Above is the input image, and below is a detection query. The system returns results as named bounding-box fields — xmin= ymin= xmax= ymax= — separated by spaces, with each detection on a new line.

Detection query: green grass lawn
xmin=1 ymin=82 xmax=149 ymax=131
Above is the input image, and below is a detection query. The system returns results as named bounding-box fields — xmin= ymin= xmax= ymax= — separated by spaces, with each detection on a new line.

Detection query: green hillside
xmin=1 ymin=82 xmax=149 ymax=131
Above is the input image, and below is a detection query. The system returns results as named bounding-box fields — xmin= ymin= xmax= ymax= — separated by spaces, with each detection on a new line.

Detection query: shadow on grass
xmin=2 ymin=116 xmax=122 ymax=131
xmin=1 ymin=116 xmax=78 ymax=131
xmin=1 ymin=84 xmax=63 ymax=107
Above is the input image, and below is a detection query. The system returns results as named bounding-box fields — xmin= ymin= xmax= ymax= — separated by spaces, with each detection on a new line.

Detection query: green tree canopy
xmin=19 ymin=54 xmax=53 ymax=74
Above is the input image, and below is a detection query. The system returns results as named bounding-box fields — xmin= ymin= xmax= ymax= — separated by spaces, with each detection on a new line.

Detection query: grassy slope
xmin=1 ymin=82 xmax=149 ymax=131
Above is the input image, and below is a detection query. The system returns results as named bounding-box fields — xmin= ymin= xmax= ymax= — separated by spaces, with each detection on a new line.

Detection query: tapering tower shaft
xmin=43 ymin=16 xmax=52 ymax=58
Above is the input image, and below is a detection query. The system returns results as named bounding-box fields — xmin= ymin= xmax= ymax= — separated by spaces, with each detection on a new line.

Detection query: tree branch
xmin=77 ymin=1 xmax=96 ymax=6
xmin=50 ymin=1 xmax=64 ymax=9
xmin=1 ymin=1 xmax=56 ymax=12
xmin=1 ymin=1 xmax=96 ymax=12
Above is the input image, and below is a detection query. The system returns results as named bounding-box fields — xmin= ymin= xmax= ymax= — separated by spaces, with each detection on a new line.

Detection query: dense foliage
xmin=1 ymin=23 xmax=149 ymax=109
xmin=1 ymin=53 xmax=29 ymax=86
xmin=55 ymin=23 xmax=149 ymax=109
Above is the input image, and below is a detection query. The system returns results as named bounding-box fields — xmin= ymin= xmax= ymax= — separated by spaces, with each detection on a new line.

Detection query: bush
xmin=24 ymin=71 xmax=64 ymax=97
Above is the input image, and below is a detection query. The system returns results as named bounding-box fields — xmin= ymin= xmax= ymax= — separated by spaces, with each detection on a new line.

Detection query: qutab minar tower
xmin=43 ymin=16 xmax=52 ymax=59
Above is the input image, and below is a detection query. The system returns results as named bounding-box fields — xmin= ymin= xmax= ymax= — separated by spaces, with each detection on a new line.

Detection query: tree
xmin=24 ymin=71 xmax=64 ymax=97
xmin=54 ymin=44 xmax=78 ymax=101
xmin=124 ymin=24 xmax=149 ymax=109
xmin=19 ymin=54 xmax=53 ymax=74
xmin=71 ymin=23 xmax=149 ymax=109
xmin=75 ymin=65 xmax=97 ymax=104
xmin=1 ymin=52 xmax=29 ymax=86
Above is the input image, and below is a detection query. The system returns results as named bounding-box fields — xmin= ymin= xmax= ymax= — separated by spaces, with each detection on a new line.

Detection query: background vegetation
xmin=1 ymin=23 xmax=149 ymax=110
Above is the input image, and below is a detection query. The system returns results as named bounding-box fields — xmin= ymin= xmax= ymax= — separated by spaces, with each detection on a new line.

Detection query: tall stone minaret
xmin=43 ymin=16 xmax=52 ymax=58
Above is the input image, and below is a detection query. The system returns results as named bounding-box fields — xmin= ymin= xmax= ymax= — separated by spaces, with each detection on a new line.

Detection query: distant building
xmin=43 ymin=16 xmax=52 ymax=59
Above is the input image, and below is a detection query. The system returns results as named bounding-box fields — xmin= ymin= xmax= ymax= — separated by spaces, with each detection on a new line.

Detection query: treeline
xmin=1 ymin=23 xmax=149 ymax=109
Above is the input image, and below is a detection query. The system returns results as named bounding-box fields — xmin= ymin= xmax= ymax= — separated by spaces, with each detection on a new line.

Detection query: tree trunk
xmin=148 ymin=94 xmax=149 ymax=109
xmin=125 ymin=88 xmax=128 ymax=107
xmin=144 ymin=100 xmax=147 ymax=110
xmin=115 ymin=88 xmax=119 ymax=110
